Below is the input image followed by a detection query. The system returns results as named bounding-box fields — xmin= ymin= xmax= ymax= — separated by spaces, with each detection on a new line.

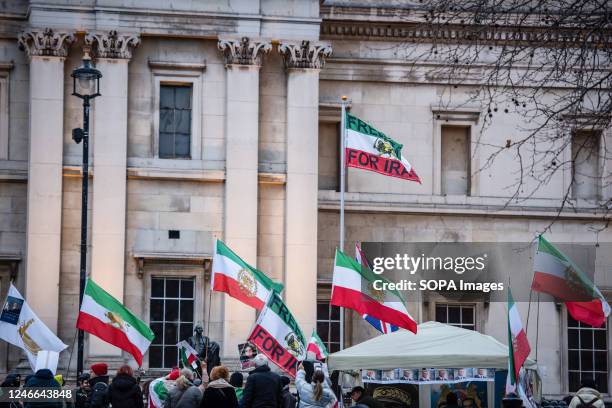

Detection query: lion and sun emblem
xmin=284 ymin=332 xmax=305 ymax=358
xmin=238 ymin=268 xmax=258 ymax=298
xmin=18 ymin=319 xmax=42 ymax=354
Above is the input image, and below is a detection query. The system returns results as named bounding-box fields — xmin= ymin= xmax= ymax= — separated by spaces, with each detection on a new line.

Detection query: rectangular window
xmin=435 ymin=303 xmax=475 ymax=330
xmin=149 ymin=277 xmax=195 ymax=369
xmin=572 ymin=131 xmax=600 ymax=200
xmin=159 ymin=84 xmax=192 ymax=159
xmin=567 ymin=312 xmax=608 ymax=393
xmin=316 ymin=301 xmax=341 ymax=353
xmin=318 ymin=122 xmax=341 ymax=191
xmin=441 ymin=125 xmax=470 ymax=195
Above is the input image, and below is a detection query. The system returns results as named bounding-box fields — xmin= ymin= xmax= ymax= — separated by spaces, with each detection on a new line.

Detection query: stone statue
xmin=187 ymin=324 xmax=220 ymax=374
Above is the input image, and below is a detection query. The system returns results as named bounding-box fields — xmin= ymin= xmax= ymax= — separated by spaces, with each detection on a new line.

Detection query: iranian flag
xmin=306 ymin=329 xmax=328 ymax=361
xmin=345 ymin=113 xmax=421 ymax=183
xmin=506 ymin=289 xmax=531 ymax=394
xmin=149 ymin=376 xmax=175 ymax=408
xmin=177 ymin=340 xmax=199 ymax=370
xmin=248 ymin=292 xmax=307 ymax=377
xmin=331 ymin=249 xmax=418 ymax=334
xmin=532 ymin=235 xmax=610 ymax=327
xmin=76 ymin=279 xmax=154 ymax=366
xmin=212 ymin=239 xmax=284 ymax=310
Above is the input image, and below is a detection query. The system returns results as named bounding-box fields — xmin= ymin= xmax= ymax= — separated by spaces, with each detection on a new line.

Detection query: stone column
xmin=86 ymin=31 xmax=139 ymax=358
xmin=17 ymin=29 xmax=75 ymax=331
xmin=279 ymin=41 xmax=331 ymax=336
xmin=217 ymin=37 xmax=271 ymax=357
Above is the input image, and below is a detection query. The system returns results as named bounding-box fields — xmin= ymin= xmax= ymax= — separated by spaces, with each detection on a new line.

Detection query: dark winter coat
xmin=1 ymin=373 xmax=21 ymax=408
xmin=357 ymin=395 xmax=384 ymax=408
xmin=106 ymin=373 xmax=143 ymax=408
xmin=88 ymin=375 xmax=109 ymax=408
xmin=281 ymin=386 xmax=297 ymax=408
xmin=200 ymin=379 xmax=238 ymax=408
xmin=241 ymin=365 xmax=282 ymax=408
xmin=23 ymin=369 xmax=62 ymax=408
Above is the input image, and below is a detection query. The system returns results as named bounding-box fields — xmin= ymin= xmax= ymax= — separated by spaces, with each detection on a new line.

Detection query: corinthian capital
xmin=85 ymin=30 xmax=140 ymax=59
xmin=278 ymin=40 xmax=332 ymax=69
xmin=18 ymin=28 xmax=75 ymax=58
xmin=217 ymin=37 xmax=271 ymax=66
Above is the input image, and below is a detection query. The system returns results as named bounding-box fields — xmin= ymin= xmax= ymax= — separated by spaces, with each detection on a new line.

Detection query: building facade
xmin=0 ymin=0 xmax=610 ymax=399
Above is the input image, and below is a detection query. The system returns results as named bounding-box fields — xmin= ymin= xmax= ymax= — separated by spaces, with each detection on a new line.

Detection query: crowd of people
xmin=0 ymin=353 xmax=343 ymax=408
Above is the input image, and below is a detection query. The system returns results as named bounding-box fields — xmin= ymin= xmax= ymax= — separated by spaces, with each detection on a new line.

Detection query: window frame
xmin=562 ymin=307 xmax=610 ymax=395
xmin=431 ymin=108 xmax=480 ymax=197
xmin=569 ymin=130 xmax=603 ymax=201
xmin=433 ymin=302 xmax=477 ymax=331
xmin=152 ymin=73 xmax=202 ymax=161
xmin=0 ymin=62 xmax=11 ymax=160
xmin=158 ymin=84 xmax=194 ymax=160
xmin=143 ymin=266 xmax=207 ymax=371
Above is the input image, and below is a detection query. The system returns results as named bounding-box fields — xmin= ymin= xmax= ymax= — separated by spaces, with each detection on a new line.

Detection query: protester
xmin=53 ymin=374 xmax=64 ymax=387
xmin=350 ymin=386 xmax=383 ymax=408
xmin=295 ymin=363 xmax=336 ymax=408
xmin=241 ymin=354 xmax=282 ymax=408
xmin=280 ymin=376 xmax=297 ymax=408
xmin=24 ymin=368 xmax=62 ymax=408
xmin=229 ymin=372 xmax=244 ymax=401
xmin=1 ymin=373 xmax=21 ymax=408
xmin=107 ymin=365 xmax=144 ymax=408
xmin=200 ymin=366 xmax=238 ymax=408
xmin=88 ymin=363 xmax=109 ymax=408
xmin=164 ymin=369 xmax=202 ymax=408
xmin=75 ymin=373 xmax=92 ymax=408
xmin=568 ymin=378 xmax=605 ymax=408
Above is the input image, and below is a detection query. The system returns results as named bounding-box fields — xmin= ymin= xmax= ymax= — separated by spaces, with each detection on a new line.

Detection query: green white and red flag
xmin=212 ymin=239 xmax=284 ymax=310
xmin=331 ymin=249 xmax=418 ymax=334
xmin=306 ymin=329 xmax=328 ymax=361
xmin=506 ymin=289 xmax=531 ymax=394
xmin=345 ymin=113 xmax=421 ymax=183
xmin=248 ymin=292 xmax=307 ymax=377
xmin=76 ymin=279 xmax=154 ymax=366
xmin=177 ymin=340 xmax=199 ymax=370
xmin=532 ymin=235 xmax=610 ymax=327
xmin=148 ymin=376 xmax=175 ymax=408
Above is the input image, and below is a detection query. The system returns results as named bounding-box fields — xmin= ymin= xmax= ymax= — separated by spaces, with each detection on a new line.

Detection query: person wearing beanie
xmin=24 ymin=368 xmax=62 ymax=408
xmin=280 ymin=376 xmax=297 ymax=408
xmin=241 ymin=355 xmax=282 ymax=408
xmin=229 ymin=372 xmax=244 ymax=401
xmin=89 ymin=363 xmax=110 ymax=408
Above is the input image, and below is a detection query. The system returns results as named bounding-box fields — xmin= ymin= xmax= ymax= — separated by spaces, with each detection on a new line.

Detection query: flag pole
xmin=339 ymin=95 xmax=348 ymax=351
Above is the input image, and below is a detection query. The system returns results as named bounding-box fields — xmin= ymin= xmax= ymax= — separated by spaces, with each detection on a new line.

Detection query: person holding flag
xmin=532 ymin=235 xmax=611 ymax=327
xmin=356 ymin=244 xmax=399 ymax=334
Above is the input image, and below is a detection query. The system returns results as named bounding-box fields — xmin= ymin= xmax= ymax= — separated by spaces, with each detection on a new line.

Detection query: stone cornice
xmin=217 ymin=37 xmax=271 ymax=66
xmin=320 ymin=19 xmax=611 ymax=46
xmin=278 ymin=40 xmax=332 ymax=69
xmin=85 ymin=30 xmax=140 ymax=59
xmin=17 ymin=28 xmax=75 ymax=58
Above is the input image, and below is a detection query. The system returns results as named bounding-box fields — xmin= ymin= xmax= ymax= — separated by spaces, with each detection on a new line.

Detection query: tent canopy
xmin=328 ymin=321 xmax=536 ymax=371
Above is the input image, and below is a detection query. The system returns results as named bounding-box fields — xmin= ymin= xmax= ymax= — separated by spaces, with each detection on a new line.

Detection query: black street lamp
xmin=71 ymin=51 xmax=102 ymax=376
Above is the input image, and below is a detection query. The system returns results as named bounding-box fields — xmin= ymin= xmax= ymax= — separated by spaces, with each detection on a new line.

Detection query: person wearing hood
xmin=24 ymin=369 xmax=62 ymax=408
xmin=280 ymin=376 xmax=297 ymax=408
xmin=164 ymin=369 xmax=202 ymax=408
xmin=568 ymin=378 xmax=605 ymax=408
xmin=1 ymin=373 xmax=21 ymax=408
xmin=107 ymin=365 xmax=143 ymax=408
xmin=200 ymin=366 xmax=238 ymax=408
xmin=241 ymin=354 xmax=282 ymax=408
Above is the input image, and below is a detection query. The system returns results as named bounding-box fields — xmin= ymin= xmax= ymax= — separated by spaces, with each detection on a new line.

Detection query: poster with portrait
xmin=431 ymin=381 xmax=489 ymax=408
xmin=238 ymin=342 xmax=259 ymax=369
xmin=365 ymin=382 xmax=419 ymax=408
xmin=0 ymin=295 xmax=23 ymax=325
xmin=362 ymin=368 xmax=494 ymax=385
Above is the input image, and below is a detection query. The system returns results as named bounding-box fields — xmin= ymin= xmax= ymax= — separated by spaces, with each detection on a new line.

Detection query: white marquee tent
xmin=328 ymin=321 xmax=537 ymax=371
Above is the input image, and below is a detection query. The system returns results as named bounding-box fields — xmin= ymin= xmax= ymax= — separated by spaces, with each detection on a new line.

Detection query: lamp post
xmin=71 ymin=51 xmax=102 ymax=376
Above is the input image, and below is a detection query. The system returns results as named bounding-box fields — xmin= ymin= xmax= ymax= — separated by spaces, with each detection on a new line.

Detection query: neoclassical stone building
xmin=0 ymin=0 xmax=610 ymax=399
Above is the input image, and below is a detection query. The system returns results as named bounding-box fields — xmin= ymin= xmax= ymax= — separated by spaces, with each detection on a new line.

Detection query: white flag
xmin=0 ymin=284 xmax=67 ymax=369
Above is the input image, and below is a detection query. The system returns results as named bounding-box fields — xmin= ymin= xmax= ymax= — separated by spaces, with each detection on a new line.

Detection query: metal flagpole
xmin=339 ymin=96 xmax=348 ymax=352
